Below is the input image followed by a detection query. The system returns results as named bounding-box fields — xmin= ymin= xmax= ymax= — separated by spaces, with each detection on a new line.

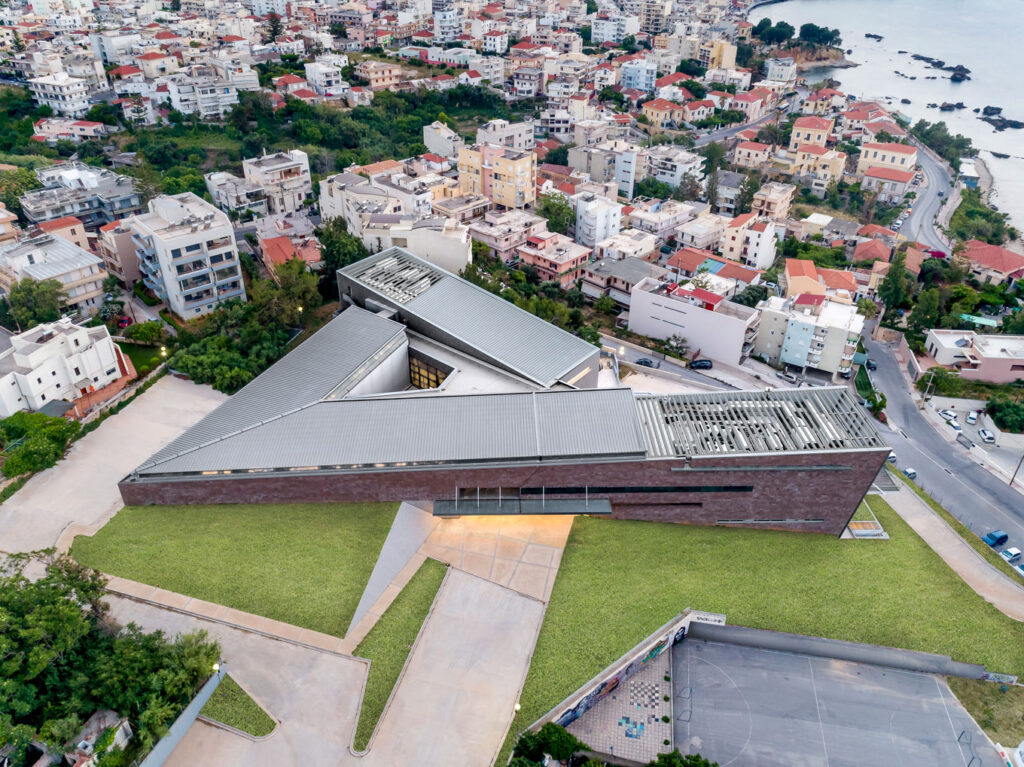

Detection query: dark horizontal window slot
xmin=521 ymin=486 xmax=753 ymax=495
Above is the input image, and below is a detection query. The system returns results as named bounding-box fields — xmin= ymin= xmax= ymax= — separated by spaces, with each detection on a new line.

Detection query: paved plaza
xmin=674 ymin=639 xmax=1003 ymax=767
xmin=567 ymin=645 xmax=673 ymax=764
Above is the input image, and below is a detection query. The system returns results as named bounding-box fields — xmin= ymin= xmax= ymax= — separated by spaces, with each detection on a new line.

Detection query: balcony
xmin=183 ymin=290 xmax=214 ymax=307
xmin=178 ymin=275 xmax=211 ymax=291
xmin=176 ymin=262 xmax=210 ymax=278
xmin=206 ymin=236 xmax=233 ymax=251
xmin=214 ymin=266 xmax=239 ymax=283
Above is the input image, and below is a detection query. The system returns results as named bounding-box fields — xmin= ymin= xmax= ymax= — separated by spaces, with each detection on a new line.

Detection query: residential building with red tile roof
xmin=961 ymin=239 xmax=1024 ymax=285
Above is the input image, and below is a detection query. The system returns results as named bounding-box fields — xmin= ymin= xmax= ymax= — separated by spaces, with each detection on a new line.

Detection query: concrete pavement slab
xmin=358 ymin=569 xmax=545 ymax=767
xmin=0 ymin=376 xmax=225 ymax=553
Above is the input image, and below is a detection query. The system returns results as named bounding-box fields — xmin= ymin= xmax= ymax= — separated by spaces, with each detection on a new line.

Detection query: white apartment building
xmin=642 ymin=145 xmax=704 ymax=188
xmin=467 ymin=209 xmax=547 ymax=262
xmin=764 ymin=57 xmax=797 ymax=83
xmin=476 ymin=119 xmax=535 ymax=152
xmin=358 ymin=215 xmax=470 ymax=275
xmin=720 ymin=213 xmax=777 ymax=270
xmin=304 ymin=60 xmax=346 ymax=97
xmin=629 ymin=275 xmax=760 ymax=365
xmin=423 ymin=121 xmax=465 ymax=159
xmin=0 ymin=318 xmax=123 ymax=417
xmin=754 ymin=295 xmax=861 ymax=376
xmin=242 ymin=150 xmax=312 ymax=215
xmin=129 ymin=194 xmax=245 ymax=319
xmin=568 ymin=141 xmax=640 ymax=200
xmin=204 ymin=171 xmax=268 ymax=216
xmin=592 ymin=13 xmax=640 ymax=44
xmin=208 ymin=57 xmax=261 ymax=91
xmin=433 ymin=8 xmax=463 ymax=43
xmin=29 ymin=72 xmax=90 ymax=117
xmin=628 ymin=199 xmax=697 ymax=244
xmin=619 ymin=60 xmax=657 ymax=93
xmin=0 ymin=234 xmax=107 ymax=318
xmin=574 ymin=193 xmax=622 ymax=248
xmin=90 ymin=29 xmax=142 ymax=64
xmin=164 ymin=71 xmax=239 ymax=118
xmin=676 ymin=213 xmax=730 ymax=251
xmin=595 ymin=229 xmax=657 ymax=261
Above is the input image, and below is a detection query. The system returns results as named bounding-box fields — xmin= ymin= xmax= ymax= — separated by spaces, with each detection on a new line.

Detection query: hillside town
xmin=1 ymin=0 xmax=1024 ymax=764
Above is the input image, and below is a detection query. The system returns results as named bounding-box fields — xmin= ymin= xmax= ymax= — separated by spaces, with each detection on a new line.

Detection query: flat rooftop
xmin=635 ymin=387 xmax=884 ymax=458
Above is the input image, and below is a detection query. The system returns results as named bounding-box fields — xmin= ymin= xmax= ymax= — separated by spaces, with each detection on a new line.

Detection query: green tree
xmin=699 ymin=142 xmax=725 ymax=176
xmin=682 ymin=79 xmax=706 ymax=100
xmin=6 ymin=278 xmax=65 ymax=330
xmin=674 ymin=172 xmax=703 ymax=202
xmin=536 ymin=193 xmax=574 ymax=235
xmin=595 ymin=296 xmax=617 ymax=314
xmin=544 ymin=142 xmax=574 ymax=166
xmin=703 ymin=169 xmax=718 ymax=208
xmin=878 ymin=250 xmax=910 ymax=310
xmin=317 ymin=217 xmax=371 ymax=298
xmin=265 ymin=12 xmax=283 ymax=42
xmin=0 ymin=167 xmax=40 ymax=219
xmin=856 ymin=297 xmax=879 ymax=319
xmin=649 ymin=749 xmax=719 ymax=767
xmin=735 ymin=174 xmax=760 ymax=215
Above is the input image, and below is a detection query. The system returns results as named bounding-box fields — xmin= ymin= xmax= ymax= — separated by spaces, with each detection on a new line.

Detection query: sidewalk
xmin=881 ymin=484 xmax=1024 ymax=622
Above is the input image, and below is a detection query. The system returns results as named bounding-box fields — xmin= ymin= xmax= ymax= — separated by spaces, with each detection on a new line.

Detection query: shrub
xmin=988 ymin=398 xmax=1024 ymax=433
xmin=0 ymin=412 xmax=81 ymax=477
xmin=123 ymin=320 xmax=164 ymax=344
xmin=138 ymin=365 xmax=150 ymax=376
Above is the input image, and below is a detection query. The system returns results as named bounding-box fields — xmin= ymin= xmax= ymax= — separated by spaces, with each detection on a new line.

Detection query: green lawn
xmin=72 ymin=503 xmax=399 ymax=637
xmin=200 ymin=674 xmax=275 ymax=737
xmin=499 ymin=497 xmax=1024 ymax=762
xmin=353 ymin=558 xmax=447 ymax=751
xmin=855 ymin=365 xmax=875 ymax=399
xmin=947 ymin=676 xmax=1024 ymax=746
xmin=850 ymin=501 xmax=874 ymax=522
xmin=117 ymin=342 xmax=162 ymax=372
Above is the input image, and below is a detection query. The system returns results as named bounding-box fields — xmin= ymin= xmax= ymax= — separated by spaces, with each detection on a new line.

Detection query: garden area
xmin=500 ymin=494 xmax=1024 ymax=761
xmin=947 ymin=676 xmax=1024 ymax=747
xmin=352 ymin=558 xmax=447 ymax=750
xmin=72 ymin=502 xmax=400 ymax=638
xmin=200 ymin=675 xmax=276 ymax=738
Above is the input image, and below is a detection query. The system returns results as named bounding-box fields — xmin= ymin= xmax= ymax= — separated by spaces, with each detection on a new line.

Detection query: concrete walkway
xmin=881 ymin=484 xmax=1024 ymax=621
xmin=358 ymin=569 xmax=546 ymax=767
xmin=0 ymin=376 xmax=225 ymax=553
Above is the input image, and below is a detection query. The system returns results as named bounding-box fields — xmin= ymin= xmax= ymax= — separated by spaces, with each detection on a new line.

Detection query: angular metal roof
xmin=137 ymin=306 xmax=407 ymax=471
xmin=339 ymin=249 xmax=599 ymax=387
xmin=635 ymin=386 xmax=885 ymax=458
xmin=131 ymin=388 xmax=647 ymax=477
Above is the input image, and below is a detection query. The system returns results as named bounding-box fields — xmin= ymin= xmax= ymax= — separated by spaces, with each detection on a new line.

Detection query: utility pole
xmin=1011 ymin=452 xmax=1024 ymax=488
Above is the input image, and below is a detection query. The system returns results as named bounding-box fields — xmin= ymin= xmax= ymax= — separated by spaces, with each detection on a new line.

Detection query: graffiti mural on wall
xmin=553 ymin=617 xmax=687 ymax=729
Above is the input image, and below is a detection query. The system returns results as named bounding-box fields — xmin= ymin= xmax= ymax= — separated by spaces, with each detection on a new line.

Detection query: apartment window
xmin=74 ymin=338 xmax=79 ymax=347
xmin=37 ymin=377 xmax=42 ymax=384
xmin=171 ymin=248 xmax=181 ymax=258
xmin=41 ymin=394 xmax=46 ymax=401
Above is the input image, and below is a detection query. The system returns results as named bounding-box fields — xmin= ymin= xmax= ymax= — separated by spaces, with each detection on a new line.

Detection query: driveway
xmin=0 ymin=376 xmax=226 ymax=553
xmin=105 ymin=596 xmax=365 ymax=767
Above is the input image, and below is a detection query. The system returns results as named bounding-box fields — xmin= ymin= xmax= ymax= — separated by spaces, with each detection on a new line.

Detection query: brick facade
xmin=119 ymin=448 xmax=887 ymax=535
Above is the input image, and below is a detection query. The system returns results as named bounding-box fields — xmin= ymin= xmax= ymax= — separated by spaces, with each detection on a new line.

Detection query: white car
xmin=979 ymin=429 xmax=996 ymax=444
xmin=938 ymin=409 xmax=957 ymax=421
xmin=948 ymin=420 xmax=962 ymax=432
xmin=1000 ymin=547 xmax=1022 ymax=563
xmin=887 ymin=451 xmax=897 ymax=463
xmin=966 ymin=411 xmax=979 ymax=425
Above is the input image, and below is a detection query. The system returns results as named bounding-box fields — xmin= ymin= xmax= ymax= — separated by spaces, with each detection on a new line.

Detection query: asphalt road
xmin=864 ymin=333 xmax=1024 ymax=547
xmin=902 ymin=140 xmax=953 ymax=252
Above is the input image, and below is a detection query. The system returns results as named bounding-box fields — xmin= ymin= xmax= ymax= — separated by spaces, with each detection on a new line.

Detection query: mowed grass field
xmin=353 ymin=558 xmax=448 ymax=751
xmin=72 ymin=503 xmax=399 ymax=637
xmin=200 ymin=675 xmax=276 ymax=738
xmin=500 ymin=495 xmax=1024 ymax=761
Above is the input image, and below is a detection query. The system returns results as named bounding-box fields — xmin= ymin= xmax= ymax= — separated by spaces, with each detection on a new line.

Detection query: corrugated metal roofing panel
xmin=134 ymin=388 xmax=647 ymax=475
xmin=136 ymin=306 xmax=406 ymax=470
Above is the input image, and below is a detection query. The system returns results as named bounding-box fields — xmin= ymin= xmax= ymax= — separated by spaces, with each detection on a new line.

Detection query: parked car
xmin=1000 ymin=547 xmax=1022 ymax=563
xmin=839 ymin=369 xmax=852 ymax=379
xmin=938 ymin=409 xmax=958 ymax=421
xmin=966 ymin=411 xmax=979 ymax=425
xmin=938 ymin=190 xmax=945 ymax=197
xmin=117 ymin=316 xmax=133 ymax=329
xmin=887 ymin=451 xmax=897 ymax=463
xmin=902 ymin=467 xmax=917 ymax=480
xmin=948 ymin=420 xmax=962 ymax=432
xmin=979 ymin=429 xmax=996 ymax=444
xmin=1016 ymin=563 xmax=1024 ymax=580
xmin=865 ymin=359 xmax=877 ymax=370
xmin=690 ymin=359 xmax=713 ymax=370
xmin=635 ymin=358 xmax=655 ymax=368
xmin=983 ymin=530 xmax=1009 ymax=547
xmin=777 ymin=372 xmax=799 ymax=384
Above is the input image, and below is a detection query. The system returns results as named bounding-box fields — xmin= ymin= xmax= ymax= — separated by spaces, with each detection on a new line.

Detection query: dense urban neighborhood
xmin=0 ymin=0 xmax=1023 ymax=764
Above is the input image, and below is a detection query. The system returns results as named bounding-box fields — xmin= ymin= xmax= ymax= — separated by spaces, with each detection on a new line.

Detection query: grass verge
xmin=117 ymin=342 xmax=163 ymax=372
xmin=890 ymin=469 xmax=1024 ymax=581
xmin=72 ymin=502 xmax=399 ymax=637
xmin=498 ymin=498 xmax=1024 ymax=763
xmin=200 ymin=675 xmax=275 ymax=737
xmin=353 ymin=558 xmax=447 ymax=751
xmin=850 ymin=501 xmax=874 ymax=522
xmin=947 ymin=677 xmax=1024 ymax=746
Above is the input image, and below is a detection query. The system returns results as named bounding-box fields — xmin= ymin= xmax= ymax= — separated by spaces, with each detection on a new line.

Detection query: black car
xmin=635 ymin=358 xmax=655 ymax=367
xmin=865 ymin=359 xmax=877 ymax=370
xmin=690 ymin=359 xmax=713 ymax=370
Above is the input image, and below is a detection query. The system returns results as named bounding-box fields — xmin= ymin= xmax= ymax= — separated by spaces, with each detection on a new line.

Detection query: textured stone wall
xmin=119 ymin=449 xmax=888 ymax=535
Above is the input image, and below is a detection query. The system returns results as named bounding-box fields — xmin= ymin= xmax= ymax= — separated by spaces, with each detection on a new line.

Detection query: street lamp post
xmin=297 ymin=305 xmax=303 ymax=329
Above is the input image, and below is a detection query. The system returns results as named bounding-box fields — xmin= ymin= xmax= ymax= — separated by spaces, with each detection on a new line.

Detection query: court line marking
xmin=807 ymin=658 xmax=831 ymax=767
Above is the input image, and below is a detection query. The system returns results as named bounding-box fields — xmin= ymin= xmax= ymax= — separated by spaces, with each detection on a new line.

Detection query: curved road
xmin=902 ymin=139 xmax=954 ymax=252
xmin=864 ymin=331 xmax=1024 ymax=547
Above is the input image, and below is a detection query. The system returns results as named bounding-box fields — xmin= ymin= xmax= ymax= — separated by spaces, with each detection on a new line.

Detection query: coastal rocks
xmin=865 ymin=33 xmax=884 ymax=41
xmin=897 ymin=50 xmax=907 ymax=54
xmin=939 ymin=102 xmax=967 ymax=111
xmin=991 ymin=151 xmax=1010 ymax=159
xmin=911 ymin=54 xmax=972 ymax=81
xmin=901 ymin=98 xmax=912 ymax=104
xmin=982 ymin=106 xmax=1003 ymax=116
xmin=980 ymin=115 xmax=1024 ymax=131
